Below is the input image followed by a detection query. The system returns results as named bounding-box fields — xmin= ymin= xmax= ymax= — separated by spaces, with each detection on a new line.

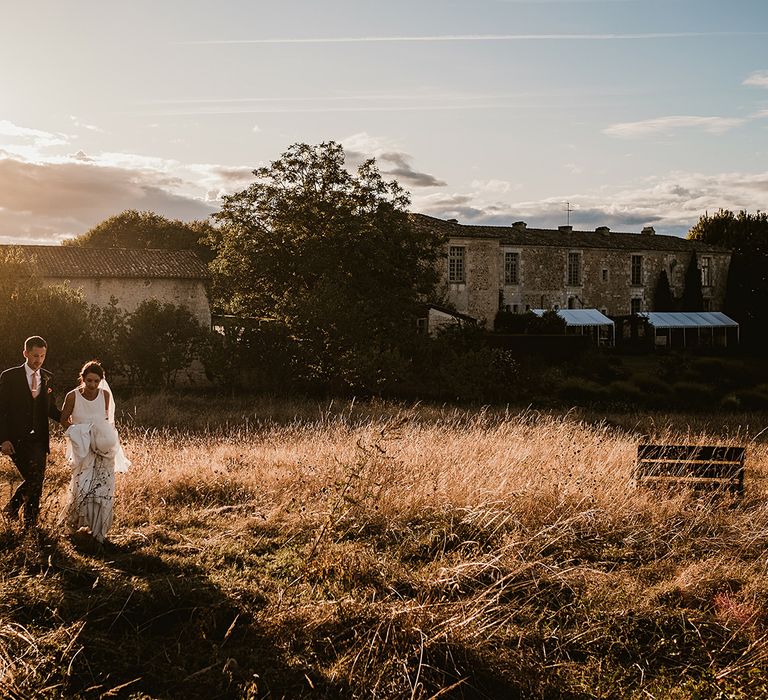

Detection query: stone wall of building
xmin=44 ymin=277 xmax=212 ymax=327
xmin=440 ymin=238 xmax=731 ymax=326
xmin=442 ymin=237 xmax=500 ymax=327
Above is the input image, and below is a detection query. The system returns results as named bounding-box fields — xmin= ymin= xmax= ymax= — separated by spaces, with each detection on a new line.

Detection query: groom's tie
xmin=31 ymin=371 xmax=39 ymax=398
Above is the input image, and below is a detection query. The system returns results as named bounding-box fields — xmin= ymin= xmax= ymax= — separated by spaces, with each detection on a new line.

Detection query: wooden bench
xmin=634 ymin=444 xmax=746 ymax=495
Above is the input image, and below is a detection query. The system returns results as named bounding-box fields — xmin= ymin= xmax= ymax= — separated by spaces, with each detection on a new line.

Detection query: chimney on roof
xmin=558 ymin=225 xmax=573 ymax=233
xmin=641 ymin=226 xmax=655 ymax=235
xmin=595 ymin=226 xmax=611 ymax=235
xmin=446 ymin=218 xmax=458 ymax=224
xmin=512 ymin=221 xmax=527 ymax=231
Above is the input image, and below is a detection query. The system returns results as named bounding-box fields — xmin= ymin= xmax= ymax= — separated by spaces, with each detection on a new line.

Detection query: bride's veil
xmin=101 ymin=377 xmax=116 ymax=424
xmin=100 ymin=376 xmax=131 ymax=473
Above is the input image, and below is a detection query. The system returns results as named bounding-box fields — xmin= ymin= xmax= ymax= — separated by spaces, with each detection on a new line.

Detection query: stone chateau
xmin=413 ymin=214 xmax=731 ymax=327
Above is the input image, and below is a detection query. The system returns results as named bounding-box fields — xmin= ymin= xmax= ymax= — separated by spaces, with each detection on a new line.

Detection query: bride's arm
xmin=60 ymin=391 xmax=75 ymax=428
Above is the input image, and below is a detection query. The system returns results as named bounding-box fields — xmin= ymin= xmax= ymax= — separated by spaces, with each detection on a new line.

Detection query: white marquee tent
xmin=532 ymin=308 xmax=615 ymax=346
xmin=637 ymin=311 xmax=739 ymax=347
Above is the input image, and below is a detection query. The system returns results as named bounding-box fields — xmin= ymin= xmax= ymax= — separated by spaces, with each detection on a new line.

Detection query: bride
xmin=60 ymin=360 xmax=130 ymax=545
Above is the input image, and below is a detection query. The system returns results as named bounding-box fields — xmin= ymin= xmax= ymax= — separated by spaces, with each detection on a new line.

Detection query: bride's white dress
xmin=63 ymin=387 xmax=129 ymax=543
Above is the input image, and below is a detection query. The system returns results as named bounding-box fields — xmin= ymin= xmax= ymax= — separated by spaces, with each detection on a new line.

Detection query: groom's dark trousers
xmin=0 ymin=365 xmax=60 ymax=526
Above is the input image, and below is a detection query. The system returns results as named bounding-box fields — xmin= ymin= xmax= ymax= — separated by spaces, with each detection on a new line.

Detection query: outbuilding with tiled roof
xmin=3 ymin=245 xmax=211 ymax=326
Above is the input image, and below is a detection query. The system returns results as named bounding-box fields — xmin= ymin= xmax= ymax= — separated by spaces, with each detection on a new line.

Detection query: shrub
xmin=557 ymin=378 xmax=608 ymax=405
xmin=606 ymin=379 xmax=645 ymax=405
xmin=494 ymin=310 xmax=529 ymax=333
xmin=727 ymin=386 xmax=768 ymax=410
xmin=629 ymin=372 xmax=669 ymax=395
xmin=122 ymin=300 xmax=209 ymax=387
xmin=670 ymin=381 xmax=716 ymax=409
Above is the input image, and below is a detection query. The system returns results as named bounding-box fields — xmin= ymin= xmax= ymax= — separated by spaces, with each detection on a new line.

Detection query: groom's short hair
xmin=24 ymin=336 xmax=47 ymax=351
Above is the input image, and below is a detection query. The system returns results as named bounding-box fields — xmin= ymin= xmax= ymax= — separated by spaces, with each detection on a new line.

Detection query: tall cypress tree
xmin=680 ymin=251 xmax=704 ymax=311
xmin=653 ymin=269 xmax=675 ymax=311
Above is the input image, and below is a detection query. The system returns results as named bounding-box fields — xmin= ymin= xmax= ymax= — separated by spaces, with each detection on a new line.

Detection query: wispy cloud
xmin=145 ymin=94 xmax=522 ymax=117
xmin=496 ymin=0 xmax=638 ymax=2
xmin=0 ymin=120 xmax=70 ymax=156
xmin=144 ymin=89 xmax=631 ymax=117
xmin=69 ymin=115 xmax=104 ymax=133
xmin=182 ymin=31 xmax=767 ymax=46
xmin=604 ymin=115 xmax=746 ymax=138
xmin=744 ymin=70 xmax=768 ymax=88
xmin=151 ymin=103 xmax=507 ymax=116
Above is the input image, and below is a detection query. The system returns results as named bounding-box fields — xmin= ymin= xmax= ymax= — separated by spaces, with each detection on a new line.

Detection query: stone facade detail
xmin=53 ymin=276 xmax=211 ymax=327
xmin=416 ymin=216 xmax=731 ymax=327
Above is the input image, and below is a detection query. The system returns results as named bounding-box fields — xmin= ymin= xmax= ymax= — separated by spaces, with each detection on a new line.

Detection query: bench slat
xmin=635 ymin=443 xmax=746 ymax=495
xmin=637 ymin=444 xmax=745 ymax=462
xmin=636 ymin=462 xmax=744 ymax=479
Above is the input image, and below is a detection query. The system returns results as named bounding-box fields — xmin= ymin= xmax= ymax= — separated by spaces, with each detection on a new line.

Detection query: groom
xmin=0 ymin=336 xmax=61 ymax=527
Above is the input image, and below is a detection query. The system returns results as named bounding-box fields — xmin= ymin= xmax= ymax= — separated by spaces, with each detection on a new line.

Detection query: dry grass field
xmin=2 ymin=394 xmax=768 ymax=699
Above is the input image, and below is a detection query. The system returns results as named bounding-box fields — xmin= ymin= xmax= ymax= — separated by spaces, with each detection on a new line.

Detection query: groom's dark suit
xmin=0 ymin=364 xmax=61 ymax=525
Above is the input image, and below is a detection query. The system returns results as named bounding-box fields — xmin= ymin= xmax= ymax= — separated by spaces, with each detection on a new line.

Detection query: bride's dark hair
xmin=79 ymin=360 xmax=104 ymax=382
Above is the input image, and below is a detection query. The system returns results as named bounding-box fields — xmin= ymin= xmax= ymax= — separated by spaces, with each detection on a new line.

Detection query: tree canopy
xmin=688 ymin=209 xmax=768 ymax=343
xmin=64 ymin=210 xmax=216 ymax=261
xmin=207 ymin=141 xmax=445 ymax=389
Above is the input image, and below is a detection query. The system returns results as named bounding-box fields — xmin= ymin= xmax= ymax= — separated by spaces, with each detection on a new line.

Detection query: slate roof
xmin=2 ymin=245 xmax=209 ymax=280
xmin=411 ymin=214 xmax=729 ymax=254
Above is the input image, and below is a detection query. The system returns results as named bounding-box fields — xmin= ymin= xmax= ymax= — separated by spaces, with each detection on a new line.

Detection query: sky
xmin=1 ymin=0 xmax=767 ymax=244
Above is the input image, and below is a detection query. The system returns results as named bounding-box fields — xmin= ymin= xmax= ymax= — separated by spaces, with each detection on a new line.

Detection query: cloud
xmin=604 ymin=115 xmax=745 ymax=138
xmin=0 ymin=157 xmax=217 ymax=243
xmin=0 ymin=120 xmax=71 ymax=159
xmin=69 ymin=150 xmax=93 ymax=162
xmin=0 ymin=119 xmax=263 ymax=242
xmin=211 ymin=165 xmax=256 ymax=183
xmin=563 ymin=163 xmax=584 ymax=175
xmin=69 ymin=115 xmax=104 ymax=133
xmin=375 ymin=152 xmax=447 ymax=187
xmin=411 ymin=170 xmax=768 ymax=237
xmin=470 ymin=179 xmax=516 ymax=194
xmin=744 ymin=70 xmax=768 ymax=88
xmin=342 ymin=133 xmax=446 ymax=188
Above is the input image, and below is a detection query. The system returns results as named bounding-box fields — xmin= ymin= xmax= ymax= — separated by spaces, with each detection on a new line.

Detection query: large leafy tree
xmin=64 ymin=210 xmax=216 ymax=262
xmin=688 ymin=209 xmax=768 ymax=343
xmin=208 ymin=141 xmax=445 ymax=389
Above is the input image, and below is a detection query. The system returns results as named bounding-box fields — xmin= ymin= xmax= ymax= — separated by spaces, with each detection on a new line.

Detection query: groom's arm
xmin=43 ymin=372 xmax=61 ymax=424
xmin=0 ymin=369 xmax=13 ymax=452
xmin=47 ymin=389 xmax=61 ymax=423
